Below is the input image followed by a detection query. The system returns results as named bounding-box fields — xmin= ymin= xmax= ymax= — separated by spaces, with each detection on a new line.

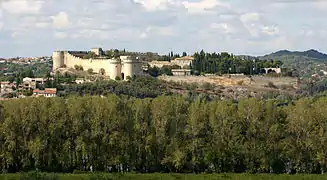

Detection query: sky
xmin=0 ymin=0 xmax=327 ymax=58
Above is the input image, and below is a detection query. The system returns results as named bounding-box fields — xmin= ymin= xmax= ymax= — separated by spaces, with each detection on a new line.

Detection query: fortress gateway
xmin=52 ymin=48 xmax=143 ymax=80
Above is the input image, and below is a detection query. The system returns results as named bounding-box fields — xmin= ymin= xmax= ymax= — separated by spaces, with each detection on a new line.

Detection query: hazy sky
xmin=0 ymin=0 xmax=327 ymax=57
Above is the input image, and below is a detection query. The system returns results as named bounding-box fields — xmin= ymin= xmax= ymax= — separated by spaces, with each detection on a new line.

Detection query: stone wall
xmin=64 ymin=52 xmax=115 ymax=75
xmin=53 ymin=50 xmax=143 ymax=80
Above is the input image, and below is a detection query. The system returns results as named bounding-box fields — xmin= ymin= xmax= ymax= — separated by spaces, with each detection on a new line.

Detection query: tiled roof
xmin=44 ymin=88 xmax=57 ymax=94
xmin=171 ymin=69 xmax=192 ymax=72
xmin=33 ymin=88 xmax=57 ymax=94
xmin=174 ymin=56 xmax=194 ymax=61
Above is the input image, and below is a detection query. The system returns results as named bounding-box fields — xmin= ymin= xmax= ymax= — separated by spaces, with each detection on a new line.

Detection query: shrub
xmin=237 ymin=80 xmax=244 ymax=85
xmin=201 ymin=82 xmax=214 ymax=91
xmin=74 ymin=65 xmax=83 ymax=71
xmin=99 ymin=68 xmax=106 ymax=75
xmin=126 ymin=76 xmax=132 ymax=81
xmin=74 ymin=65 xmax=79 ymax=70
xmin=87 ymin=68 xmax=93 ymax=74
xmin=186 ymin=83 xmax=198 ymax=91
xmin=115 ymin=76 xmax=121 ymax=81
xmin=266 ymin=81 xmax=277 ymax=89
xmin=280 ymin=84 xmax=294 ymax=90
xmin=216 ymin=89 xmax=223 ymax=93
xmin=227 ymin=89 xmax=234 ymax=93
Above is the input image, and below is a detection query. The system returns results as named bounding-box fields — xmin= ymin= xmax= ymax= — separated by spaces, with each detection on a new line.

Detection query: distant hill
xmin=262 ymin=49 xmax=327 ymax=62
xmin=268 ymin=49 xmax=327 ymax=60
xmin=259 ymin=49 xmax=327 ymax=77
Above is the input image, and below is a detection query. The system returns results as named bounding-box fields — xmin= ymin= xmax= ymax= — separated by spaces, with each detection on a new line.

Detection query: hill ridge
xmin=265 ymin=49 xmax=327 ymax=60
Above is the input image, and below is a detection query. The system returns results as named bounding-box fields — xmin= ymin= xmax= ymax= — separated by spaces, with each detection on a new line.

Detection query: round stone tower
xmin=107 ymin=58 xmax=122 ymax=80
xmin=121 ymin=56 xmax=142 ymax=80
xmin=52 ymin=51 xmax=64 ymax=71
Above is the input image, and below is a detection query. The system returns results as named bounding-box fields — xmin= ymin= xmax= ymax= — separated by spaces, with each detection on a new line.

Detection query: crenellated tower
xmin=52 ymin=48 xmax=144 ymax=80
xmin=121 ymin=56 xmax=142 ymax=80
xmin=52 ymin=51 xmax=64 ymax=71
xmin=107 ymin=58 xmax=122 ymax=79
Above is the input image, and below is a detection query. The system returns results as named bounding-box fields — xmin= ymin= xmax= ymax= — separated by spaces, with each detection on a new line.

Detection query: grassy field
xmin=0 ymin=173 xmax=327 ymax=180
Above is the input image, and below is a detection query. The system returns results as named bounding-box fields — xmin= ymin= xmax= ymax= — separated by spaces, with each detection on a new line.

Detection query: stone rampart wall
xmin=64 ymin=52 xmax=113 ymax=74
xmin=53 ymin=50 xmax=143 ymax=79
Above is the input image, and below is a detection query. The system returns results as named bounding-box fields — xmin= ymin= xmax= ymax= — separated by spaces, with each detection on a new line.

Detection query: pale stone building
xmin=148 ymin=61 xmax=172 ymax=68
xmin=0 ymin=82 xmax=16 ymax=93
xmin=23 ymin=77 xmax=49 ymax=85
xmin=172 ymin=69 xmax=192 ymax=76
xmin=148 ymin=56 xmax=194 ymax=69
xmin=263 ymin=68 xmax=287 ymax=74
xmin=90 ymin=47 xmax=104 ymax=56
xmin=170 ymin=56 xmax=194 ymax=68
xmin=52 ymin=48 xmax=143 ymax=80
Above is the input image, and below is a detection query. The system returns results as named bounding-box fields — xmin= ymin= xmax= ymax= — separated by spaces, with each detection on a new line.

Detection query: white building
xmin=0 ymin=82 xmax=16 ymax=93
xmin=148 ymin=61 xmax=172 ymax=68
xmin=148 ymin=56 xmax=194 ymax=69
xmin=23 ymin=77 xmax=50 ymax=85
xmin=172 ymin=69 xmax=192 ymax=76
xmin=171 ymin=56 xmax=194 ymax=68
xmin=33 ymin=88 xmax=57 ymax=97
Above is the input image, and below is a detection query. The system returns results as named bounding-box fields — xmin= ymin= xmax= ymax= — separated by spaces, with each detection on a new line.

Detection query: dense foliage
xmin=0 ymin=61 xmax=52 ymax=83
xmin=1 ymin=172 xmax=327 ymax=180
xmin=103 ymin=49 xmax=181 ymax=62
xmin=193 ymin=50 xmax=283 ymax=75
xmin=1 ymin=95 xmax=327 ymax=174
xmin=52 ymin=76 xmax=172 ymax=98
xmin=301 ymin=79 xmax=327 ymax=96
xmin=147 ymin=66 xmax=180 ymax=77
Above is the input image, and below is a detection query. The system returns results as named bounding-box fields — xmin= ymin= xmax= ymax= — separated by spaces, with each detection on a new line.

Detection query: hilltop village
xmin=1 ymin=48 xmax=327 ymax=100
xmin=4 ymin=48 xmax=327 ymax=176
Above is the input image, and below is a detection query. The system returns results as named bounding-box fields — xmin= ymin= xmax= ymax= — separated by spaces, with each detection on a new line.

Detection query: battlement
xmin=52 ymin=48 xmax=143 ymax=80
xmin=120 ymin=56 xmax=141 ymax=63
xmin=108 ymin=58 xmax=121 ymax=63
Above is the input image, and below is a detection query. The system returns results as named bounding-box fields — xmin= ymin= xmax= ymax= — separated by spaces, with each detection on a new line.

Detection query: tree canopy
xmin=193 ymin=50 xmax=283 ymax=75
xmin=0 ymin=95 xmax=327 ymax=174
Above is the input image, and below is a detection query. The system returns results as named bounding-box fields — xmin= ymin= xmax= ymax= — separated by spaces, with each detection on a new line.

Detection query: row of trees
xmin=1 ymin=95 xmax=327 ymax=174
xmin=58 ymin=76 xmax=171 ymax=98
xmin=103 ymin=49 xmax=189 ymax=62
xmin=193 ymin=51 xmax=283 ymax=75
xmin=147 ymin=65 xmax=182 ymax=77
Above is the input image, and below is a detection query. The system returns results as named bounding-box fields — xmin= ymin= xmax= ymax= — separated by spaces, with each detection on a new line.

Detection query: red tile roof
xmin=33 ymin=88 xmax=57 ymax=95
xmin=44 ymin=88 xmax=57 ymax=94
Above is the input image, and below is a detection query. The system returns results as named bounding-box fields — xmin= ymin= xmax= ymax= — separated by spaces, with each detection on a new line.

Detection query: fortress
xmin=52 ymin=48 xmax=143 ymax=80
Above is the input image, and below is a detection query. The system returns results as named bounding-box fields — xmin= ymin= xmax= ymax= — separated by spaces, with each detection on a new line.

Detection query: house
xmin=21 ymin=77 xmax=53 ymax=90
xmin=33 ymin=88 xmax=57 ymax=97
xmin=4 ymin=72 xmax=15 ymax=76
xmin=75 ymin=78 xmax=85 ymax=84
xmin=262 ymin=68 xmax=287 ymax=74
xmin=171 ymin=56 xmax=194 ymax=68
xmin=23 ymin=77 xmax=49 ymax=85
xmin=75 ymin=78 xmax=92 ymax=84
xmin=320 ymin=70 xmax=327 ymax=75
xmin=172 ymin=69 xmax=192 ymax=76
xmin=148 ymin=61 xmax=171 ymax=68
xmin=0 ymin=81 xmax=16 ymax=93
